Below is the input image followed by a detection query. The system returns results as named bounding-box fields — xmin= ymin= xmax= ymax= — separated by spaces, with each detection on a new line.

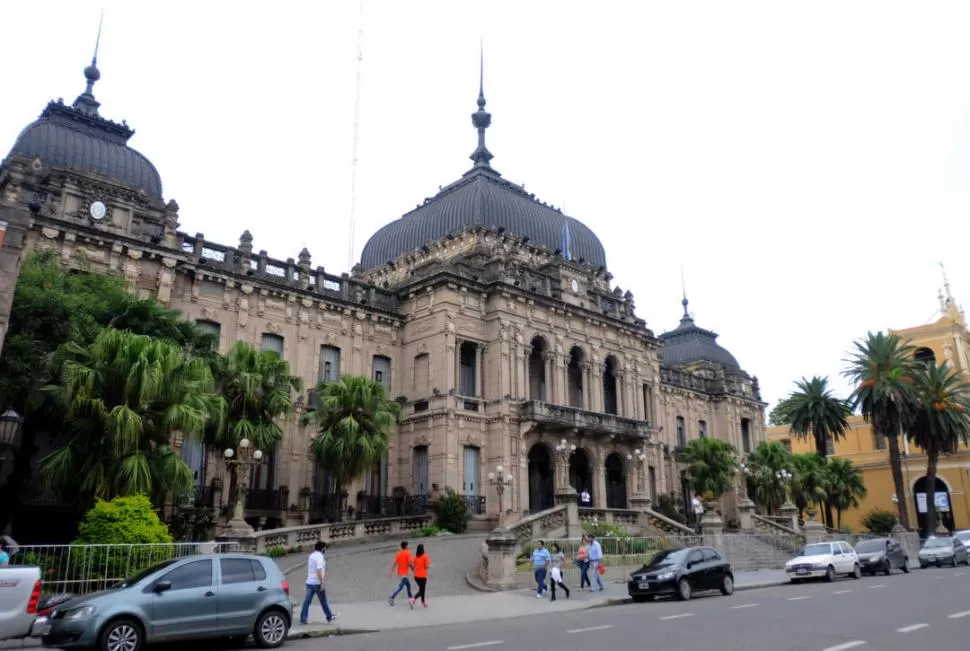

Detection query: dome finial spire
xmin=74 ymin=11 xmax=104 ymax=117
xmin=680 ymin=264 xmax=690 ymax=317
xmin=469 ymin=40 xmax=494 ymax=169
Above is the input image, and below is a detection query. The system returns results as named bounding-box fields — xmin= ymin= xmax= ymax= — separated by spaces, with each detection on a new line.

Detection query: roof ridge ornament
xmin=73 ymin=11 xmax=104 ymax=117
xmin=469 ymin=40 xmax=496 ymax=171
xmin=680 ymin=264 xmax=693 ymax=323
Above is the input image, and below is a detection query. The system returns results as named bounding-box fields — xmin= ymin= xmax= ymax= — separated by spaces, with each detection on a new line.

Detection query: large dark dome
xmin=359 ymin=78 xmax=607 ymax=270
xmin=5 ymin=62 xmax=162 ymax=197
xmin=359 ymin=167 xmax=607 ymax=270
xmin=660 ymin=298 xmax=741 ymax=370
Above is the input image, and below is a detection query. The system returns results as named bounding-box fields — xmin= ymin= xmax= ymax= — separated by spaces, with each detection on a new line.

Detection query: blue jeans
xmin=390 ymin=577 xmax=412 ymax=600
xmin=590 ymin=560 xmax=604 ymax=589
xmin=534 ymin=567 xmax=548 ymax=595
xmin=578 ymin=560 xmax=591 ymax=589
xmin=300 ymin=584 xmax=333 ymax=624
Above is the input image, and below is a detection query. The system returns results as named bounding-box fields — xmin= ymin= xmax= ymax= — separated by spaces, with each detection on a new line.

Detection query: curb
xmin=584 ymin=580 xmax=788 ymax=608
xmin=288 ymin=627 xmax=377 ymax=639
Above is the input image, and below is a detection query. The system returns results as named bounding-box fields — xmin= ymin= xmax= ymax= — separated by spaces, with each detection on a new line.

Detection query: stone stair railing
xmin=218 ymin=513 xmax=433 ymax=553
xmin=751 ymin=513 xmax=806 ymax=550
xmin=643 ymin=508 xmax=696 ymax=536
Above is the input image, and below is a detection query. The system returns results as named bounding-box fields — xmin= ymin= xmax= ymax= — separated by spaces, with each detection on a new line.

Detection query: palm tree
xmin=37 ymin=328 xmax=222 ymax=502
xmin=825 ymin=457 xmax=867 ymax=530
xmin=207 ymin=341 xmax=302 ymax=503
xmin=790 ymin=452 xmax=829 ymax=521
xmin=904 ymin=361 xmax=970 ymax=535
xmin=776 ymin=376 xmax=851 ymax=526
xmin=843 ymin=332 xmax=917 ymax=530
xmin=680 ymin=437 xmax=739 ymax=502
xmin=743 ymin=441 xmax=791 ymax=514
xmin=108 ymin=298 xmax=218 ymax=361
xmin=302 ymin=375 xmax=400 ymax=514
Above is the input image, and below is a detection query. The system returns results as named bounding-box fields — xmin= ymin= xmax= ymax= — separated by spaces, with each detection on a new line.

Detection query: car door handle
xmin=257 ymin=586 xmax=267 ymax=592
xmin=204 ymin=591 xmax=215 ymax=597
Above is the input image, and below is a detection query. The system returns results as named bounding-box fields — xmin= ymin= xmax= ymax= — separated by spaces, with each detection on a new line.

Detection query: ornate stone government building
xmin=0 ymin=57 xmax=767 ymax=532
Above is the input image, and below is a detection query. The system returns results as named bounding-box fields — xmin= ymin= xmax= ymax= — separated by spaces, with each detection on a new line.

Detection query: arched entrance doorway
xmin=569 ymin=449 xmax=593 ymax=506
xmin=528 ymin=444 xmax=555 ymax=513
xmin=913 ymin=475 xmax=954 ymax=535
xmin=605 ymin=453 xmax=627 ymax=509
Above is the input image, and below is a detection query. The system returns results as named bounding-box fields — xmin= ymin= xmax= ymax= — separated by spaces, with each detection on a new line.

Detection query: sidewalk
xmin=290 ymin=569 xmax=789 ymax=635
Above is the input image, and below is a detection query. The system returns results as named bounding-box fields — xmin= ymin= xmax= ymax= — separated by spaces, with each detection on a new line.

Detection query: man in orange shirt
xmin=387 ymin=540 xmax=413 ymax=606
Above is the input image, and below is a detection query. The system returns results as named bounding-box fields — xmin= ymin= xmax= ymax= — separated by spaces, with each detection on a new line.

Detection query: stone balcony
xmin=518 ymin=400 xmax=652 ymax=441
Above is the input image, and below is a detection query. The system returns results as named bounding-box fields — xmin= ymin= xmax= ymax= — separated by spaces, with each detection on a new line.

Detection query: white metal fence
xmin=15 ymin=542 xmax=240 ymax=595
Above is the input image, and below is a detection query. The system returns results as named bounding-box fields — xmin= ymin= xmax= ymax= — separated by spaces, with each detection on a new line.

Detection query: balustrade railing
xmin=463 ymin=495 xmax=487 ymax=515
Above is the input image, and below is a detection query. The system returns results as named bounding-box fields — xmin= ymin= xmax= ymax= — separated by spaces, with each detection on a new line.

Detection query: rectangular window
xmin=459 ymin=342 xmax=477 ymax=397
xmin=319 ymin=345 xmax=341 ymax=382
xmin=642 ymin=384 xmax=653 ymax=423
xmin=413 ymin=446 xmax=429 ymax=495
xmin=648 ymin=465 xmax=657 ymax=503
xmin=414 ymin=354 xmax=430 ymax=394
xmin=698 ymin=420 xmax=707 ymax=439
xmin=195 ymin=320 xmax=221 ymax=351
xmin=741 ymin=418 xmax=752 ymax=454
xmin=873 ymin=429 xmax=887 ymax=451
xmin=372 ymin=355 xmax=391 ymax=390
xmin=260 ymin=333 xmax=284 ymax=356
xmin=676 ymin=416 xmax=686 ymax=448
xmin=0 ymin=220 xmax=7 ymax=249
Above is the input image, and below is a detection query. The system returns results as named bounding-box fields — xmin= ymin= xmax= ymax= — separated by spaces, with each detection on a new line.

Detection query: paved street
xmin=286 ymin=566 xmax=970 ymax=651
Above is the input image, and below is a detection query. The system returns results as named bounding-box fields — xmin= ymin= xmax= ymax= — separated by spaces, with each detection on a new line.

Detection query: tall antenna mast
xmin=347 ymin=0 xmax=365 ymax=270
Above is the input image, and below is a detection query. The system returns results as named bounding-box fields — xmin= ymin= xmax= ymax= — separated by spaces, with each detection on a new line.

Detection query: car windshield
xmin=855 ymin=540 xmax=888 ymax=553
xmin=800 ymin=544 xmax=832 ymax=556
xmin=924 ymin=538 xmax=952 ymax=549
xmin=645 ymin=548 xmax=690 ymax=569
xmin=114 ymin=559 xmax=179 ymax=588
xmin=955 ymin=532 xmax=970 ymax=543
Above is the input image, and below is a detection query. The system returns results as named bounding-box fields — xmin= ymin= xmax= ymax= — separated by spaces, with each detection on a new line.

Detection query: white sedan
xmin=785 ymin=541 xmax=862 ymax=582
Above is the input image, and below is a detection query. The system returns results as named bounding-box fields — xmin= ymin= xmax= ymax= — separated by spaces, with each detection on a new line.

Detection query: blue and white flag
xmin=561 ymin=220 xmax=572 ymax=261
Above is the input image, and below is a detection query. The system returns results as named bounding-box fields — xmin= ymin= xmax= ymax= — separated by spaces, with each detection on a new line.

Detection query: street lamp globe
xmin=239 ymin=438 xmax=250 ymax=449
xmin=505 ymin=474 xmax=513 ymax=483
xmin=627 ymin=454 xmax=633 ymax=461
xmin=496 ymin=465 xmax=504 ymax=474
xmin=560 ymin=439 xmax=567 ymax=447
xmin=570 ymin=444 xmax=576 ymax=452
xmin=0 ymin=408 xmax=23 ymax=450
xmin=253 ymin=449 xmax=263 ymax=461
xmin=488 ymin=472 xmax=496 ymax=481
xmin=223 ymin=448 xmax=234 ymax=459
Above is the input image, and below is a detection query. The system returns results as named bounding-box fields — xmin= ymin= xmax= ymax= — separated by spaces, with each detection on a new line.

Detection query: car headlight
xmin=871 ymin=553 xmax=884 ymax=562
xmin=65 ymin=606 xmax=96 ymax=620
xmin=656 ymin=572 xmax=675 ymax=581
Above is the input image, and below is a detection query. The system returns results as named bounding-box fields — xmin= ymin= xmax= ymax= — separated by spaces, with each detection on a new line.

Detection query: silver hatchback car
xmin=41 ymin=554 xmax=292 ymax=651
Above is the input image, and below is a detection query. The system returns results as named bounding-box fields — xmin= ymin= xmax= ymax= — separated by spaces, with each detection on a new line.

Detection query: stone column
xmin=543 ymin=352 xmax=556 ymax=403
xmin=484 ymin=530 xmax=519 ymax=591
xmin=801 ymin=508 xmax=826 ymax=544
xmin=701 ymin=501 xmax=724 ymax=548
xmin=475 ymin=344 xmax=484 ymax=398
xmin=738 ymin=497 xmax=755 ymax=531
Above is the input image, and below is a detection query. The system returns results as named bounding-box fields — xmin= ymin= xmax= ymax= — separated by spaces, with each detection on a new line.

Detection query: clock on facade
xmin=89 ymin=201 xmax=107 ymax=220
xmin=570 ymin=279 xmax=580 ymax=294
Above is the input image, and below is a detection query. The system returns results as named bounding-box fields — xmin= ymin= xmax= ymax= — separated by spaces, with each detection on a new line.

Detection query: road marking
xmin=832 ymin=589 xmax=852 ymax=594
xmin=956 ymin=572 xmax=965 ymax=577
xmin=896 ymin=623 xmax=928 ymax=633
xmin=867 ymin=584 xmax=886 ymax=589
xmin=567 ymin=625 xmax=614 ymax=634
xmin=947 ymin=610 xmax=970 ymax=619
xmin=731 ymin=603 xmax=758 ymax=609
xmin=788 ymin=595 xmax=810 ymax=601
xmin=658 ymin=613 xmax=695 ymax=620
xmin=447 ymin=643 xmax=504 ymax=650
xmin=822 ymin=642 xmax=867 ymax=651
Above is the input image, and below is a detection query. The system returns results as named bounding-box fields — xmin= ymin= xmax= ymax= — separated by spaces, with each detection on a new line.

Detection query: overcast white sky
xmin=3 ymin=0 xmax=969 ymax=410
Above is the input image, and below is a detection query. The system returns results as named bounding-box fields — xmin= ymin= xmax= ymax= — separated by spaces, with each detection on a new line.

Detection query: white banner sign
xmin=916 ymin=491 xmax=950 ymax=514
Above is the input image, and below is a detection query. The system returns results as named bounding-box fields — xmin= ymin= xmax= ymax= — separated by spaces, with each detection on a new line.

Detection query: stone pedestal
xmin=780 ymin=501 xmax=799 ymax=531
xmin=801 ymin=508 xmax=826 ymax=544
xmin=936 ymin=522 xmax=949 ymax=535
xmin=484 ymin=529 xmax=519 ymax=591
xmin=223 ymin=493 xmax=255 ymax=537
xmin=738 ymin=498 xmax=755 ymax=531
xmin=700 ymin=501 xmax=724 ymax=548
xmin=555 ymin=485 xmax=580 ymax=537
xmin=630 ymin=494 xmax=653 ymax=535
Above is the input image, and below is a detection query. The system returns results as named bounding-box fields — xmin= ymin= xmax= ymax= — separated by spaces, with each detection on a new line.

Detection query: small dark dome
xmin=660 ymin=304 xmax=741 ymax=370
xmin=83 ymin=63 xmax=101 ymax=83
xmin=359 ymin=169 xmax=607 ymax=270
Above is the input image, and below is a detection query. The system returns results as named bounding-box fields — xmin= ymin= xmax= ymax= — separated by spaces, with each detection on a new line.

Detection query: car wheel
xmin=825 ymin=565 xmax=836 ymax=582
xmin=951 ymin=556 xmax=959 ymax=568
xmin=254 ymin=609 xmax=289 ymax=649
xmin=884 ymin=560 xmax=892 ymax=576
xmin=851 ymin=564 xmax=862 ymax=580
xmin=720 ymin=574 xmax=735 ymax=596
xmin=676 ymin=578 xmax=692 ymax=601
xmin=99 ymin=619 xmax=143 ymax=651
xmin=901 ymin=558 xmax=910 ymax=573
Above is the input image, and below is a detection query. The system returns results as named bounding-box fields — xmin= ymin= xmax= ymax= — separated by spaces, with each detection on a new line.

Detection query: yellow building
xmin=767 ymin=283 xmax=970 ymax=534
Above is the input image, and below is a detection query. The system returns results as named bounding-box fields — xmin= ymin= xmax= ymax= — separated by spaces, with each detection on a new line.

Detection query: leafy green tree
xmin=790 ymin=452 xmax=829 ymax=520
xmin=303 ymin=375 xmax=400 ymax=515
xmin=75 ymin=494 xmax=173 ymax=545
xmin=776 ymin=376 xmax=851 ymax=526
xmin=768 ymin=401 xmax=793 ymax=427
xmin=38 ymin=328 xmax=223 ymax=503
xmin=743 ymin=441 xmax=791 ymax=514
xmin=904 ymin=361 xmax=970 ymax=535
xmin=825 ymin=457 xmax=867 ymax=530
xmin=843 ymin=331 xmax=917 ymax=530
xmin=680 ymin=437 xmax=739 ymax=501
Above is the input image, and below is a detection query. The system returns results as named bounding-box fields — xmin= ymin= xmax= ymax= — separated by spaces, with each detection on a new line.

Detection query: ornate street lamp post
xmin=488 ymin=465 xmax=513 ymax=525
xmin=627 ymin=448 xmax=647 ymax=494
xmin=776 ymin=468 xmax=794 ymax=508
xmin=223 ymin=438 xmax=265 ymax=533
xmin=0 ymin=408 xmax=23 ymax=463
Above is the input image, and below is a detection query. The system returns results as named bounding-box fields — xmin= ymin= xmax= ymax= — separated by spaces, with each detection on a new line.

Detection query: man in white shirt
xmin=580 ymin=489 xmax=591 ymax=507
xmin=692 ymin=494 xmax=705 ymax=532
xmin=299 ymin=541 xmax=340 ymax=625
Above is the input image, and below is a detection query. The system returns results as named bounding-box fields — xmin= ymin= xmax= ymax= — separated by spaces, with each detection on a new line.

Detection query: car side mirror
xmin=153 ymin=580 xmax=172 ymax=593
xmin=685 ymin=563 xmax=692 ymax=570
